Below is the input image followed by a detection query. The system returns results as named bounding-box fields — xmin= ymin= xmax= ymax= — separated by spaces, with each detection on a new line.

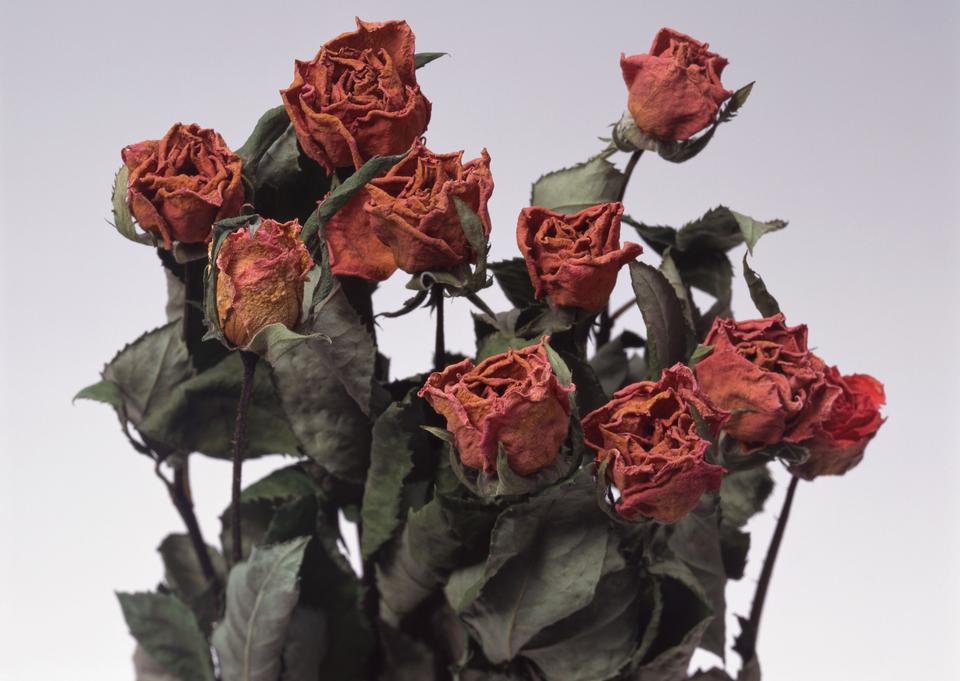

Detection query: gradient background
xmin=1 ymin=1 xmax=958 ymax=679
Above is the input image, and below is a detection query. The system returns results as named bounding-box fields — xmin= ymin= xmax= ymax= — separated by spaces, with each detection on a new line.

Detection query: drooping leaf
xmin=742 ymin=255 xmax=781 ymax=317
xmin=236 ymin=106 xmax=290 ymax=170
xmin=628 ymin=261 xmax=693 ymax=376
xmin=626 ymin=206 xmax=786 ymax=256
xmin=666 ymin=497 xmax=727 ymax=658
xmin=414 ymin=52 xmax=447 ymax=69
xmin=361 ymin=393 xmax=432 ymax=559
xmin=453 ymin=196 xmax=491 ymax=291
xmin=212 ymin=537 xmax=311 ymax=681
xmin=717 ymin=466 xmax=774 ymax=581
xmin=137 ymin=352 xmax=299 ymax=459
xmin=460 ymin=474 xmax=612 ymax=664
xmin=279 ymin=607 xmax=327 ymax=681
xmin=117 ymin=592 xmax=214 ymax=681
xmin=531 ymin=147 xmax=626 ymax=214
xmin=268 ymin=283 xmax=377 ymax=483
xmin=239 ymin=465 xmax=322 ymax=504
xmin=489 ymin=258 xmax=537 ymax=308
xmin=157 ymin=534 xmax=226 ymax=633
xmin=110 ymin=165 xmax=155 ymax=245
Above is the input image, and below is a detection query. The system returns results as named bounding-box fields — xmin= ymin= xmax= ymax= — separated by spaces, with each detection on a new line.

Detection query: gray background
xmin=1 ymin=1 xmax=958 ymax=679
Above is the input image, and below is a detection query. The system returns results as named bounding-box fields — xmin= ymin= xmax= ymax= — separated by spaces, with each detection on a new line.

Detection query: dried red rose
xmin=418 ymin=340 xmax=573 ymax=476
xmin=280 ymin=18 xmax=432 ymax=172
xmin=582 ymin=364 xmax=727 ymax=523
xmin=694 ymin=314 xmax=842 ymax=450
xmin=516 ymin=203 xmax=642 ymax=310
xmin=215 ymin=219 xmax=314 ymax=348
xmin=620 ymin=28 xmax=732 ymax=141
xmin=121 ymin=123 xmax=244 ymax=249
xmin=790 ymin=368 xmax=885 ymax=479
xmin=325 ymin=140 xmax=493 ymax=280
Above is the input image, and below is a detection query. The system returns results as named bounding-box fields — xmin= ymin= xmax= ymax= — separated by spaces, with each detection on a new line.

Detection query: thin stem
xmin=172 ymin=463 xmax=219 ymax=584
xmin=609 ymin=298 xmax=636 ymax=324
xmin=748 ymin=474 xmax=800 ymax=640
xmin=615 ymin=150 xmax=644 ymax=204
xmin=432 ymin=284 xmax=445 ymax=370
xmin=231 ymin=351 xmax=259 ymax=564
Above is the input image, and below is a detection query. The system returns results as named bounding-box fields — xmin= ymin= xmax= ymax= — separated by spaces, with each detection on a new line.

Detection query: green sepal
xmin=109 ymin=165 xmax=155 ymax=245
xmin=414 ymin=52 xmax=447 ymax=69
xmin=657 ymin=82 xmax=754 ymax=163
xmin=742 ymin=254 xmax=781 ymax=316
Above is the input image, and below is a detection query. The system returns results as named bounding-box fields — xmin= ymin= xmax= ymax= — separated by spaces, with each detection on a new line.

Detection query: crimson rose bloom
xmin=582 ymin=364 xmax=727 ymax=523
xmin=215 ymin=219 xmax=314 ymax=348
xmin=325 ymin=140 xmax=493 ymax=280
xmin=281 ymin=18 xmax=432 ymax=172
xmin=418 ymin=340 xmax=573 ymax=476
xmin=790 ymin=368 xmax=885 ymax=480
xmin=695 ymin=314 xmax=842 ymax=450
xmin=620 ymin=28 xmax=732 ymax=141
xmin=121 ymin=123 xmax=244 ymax=249
xmin=516 ymin=203 xmax=642 ymax=310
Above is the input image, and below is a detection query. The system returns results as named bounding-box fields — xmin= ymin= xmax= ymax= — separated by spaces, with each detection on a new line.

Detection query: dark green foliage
xmin=628 ymin=261 xmax=695 ymax=376
xmin=743 ymin=255 xmax=781 ymax=317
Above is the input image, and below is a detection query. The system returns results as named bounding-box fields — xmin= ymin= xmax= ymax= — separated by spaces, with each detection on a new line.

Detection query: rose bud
xmin=215 ymin=219 xmax=314 ymax=348
xmin=281 ymin=18 xmax=432 ymax=172
xmin=694 ymin=314 xmax=842 ymax=451
xmin=325 ymin=140 xmax=493 ymax=280
xmin=121 ymin=123 xmax=244 ymax=249
xmin=790 ymin=368 xmax=885 ymax=480
xmin=582 ymin=364 xmax=727 ymax=523
xmin=418 ymin=340 xmax=573 ymax=476
xmin=620 ymin=28 xmax=732 ymax=141
xmin=516 ymin=203 xmax=642 ymax=310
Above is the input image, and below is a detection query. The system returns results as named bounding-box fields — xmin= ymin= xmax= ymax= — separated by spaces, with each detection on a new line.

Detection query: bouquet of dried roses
xmin=78 ymin=19 xmax=885 ymax=681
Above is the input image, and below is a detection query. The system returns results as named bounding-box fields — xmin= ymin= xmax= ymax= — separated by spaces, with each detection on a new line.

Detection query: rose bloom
xmin=281 ymin=18 xmax=431 ymax=172
xmin=418 ymin=340 xmax=572 ymax=476
xmin=790 ymin=367 xmax=885 ymax=480
xmin=325 ymin=140 xmax=493 ymax=280
xmin=121 ymin=123 xmax=244 ymax=249
xmin=582 ymin=364 xmax=727 ymax=523
xmin=620 ymin=27 xmax=732 ymax=141
xmin=215 ymin=219 xmax=314 ymax=348
xmin=695 ymin=314 xmax=842 ymax=450
xmin=516 ymin=202 xmax=642 ymax=310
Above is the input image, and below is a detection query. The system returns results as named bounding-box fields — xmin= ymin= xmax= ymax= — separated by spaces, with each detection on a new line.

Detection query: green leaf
xmin=157 ymin=535 xmax=226 ymax=633
xmin=659 ymin=249 xmax=698 ymax=334
xmin=521 ymin=538 xmax=645 ymax=681
xmin=133 ymin=645 xmax=184 ymax=681
xmin=453 ymin=196 xmax=491 ymax=291
xmin=117 ymin=592 xmax=214 ymax=681
xmin=719 ymin=466 xmax=774 ymax=530
xmin=212 ymin=537 xmax=311 ymax=681
xmin=489 ymin=258 xmax=537 ymax=308
xmin=267 ymin=283 xmax=377 ymax=482
xmin=137 ymin=352 xmax=298 ymax=458
xmin=628 ymin=261 xmax=692 ymax=377
xmin=742 ymin=255 xmax=781 ymax=317
xmin=460 ymin=474 xmax=612 ymax=664
xmin=626 ymin=206 xmax=786 ymax=256
xmin=589 ymin=331 xmax=644 ymax=397
xmin=414 ymin=52 xmax=447 ymax=69
xmin=236 ymin=106 xmax=290 ymax=169
xmin=360 ymin=394 xmax=431 ymax=559
xmin=657 ymin=82 xmax=755 ymax=164
xmin=243 ymin=322 xmax=329 ymax=359
xmin=110 ymin=165 xmax=154 ymax=245
xmin=688 ymin=344 xmax=714 ymax=366
xmin=732 ymin=210 xmax=787 ymax=255
xmin=667 ymin=497 xmax=727 ymax=658
xmin=531 ymin=147 xmax=625 ymax=214
xmin=300 ymin=154 xmax=405 ymax=249
xmin=239 ymin=464 xmax=322 ymax=504
xmin=74 ymin=379 xmax=124 ymax=410
xmin=279 ymin=607 xmax=326 ymax=681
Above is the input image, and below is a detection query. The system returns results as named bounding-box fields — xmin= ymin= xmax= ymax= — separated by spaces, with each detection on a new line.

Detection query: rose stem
xmin=596 ymin=149 xmax=644 ymax=347
xmin=155 ymin=457 xmax=219 ymax=586
xmin=231 ymin=350 xmax=259 ymax=565
xmin=747 ymin=473 xmax=800 ymax=646
xmin=432 ymin=284 xmax=445 ymax=370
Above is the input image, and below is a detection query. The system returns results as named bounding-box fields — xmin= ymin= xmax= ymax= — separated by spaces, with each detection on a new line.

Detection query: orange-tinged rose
xmin=215 ymin=219 xmax=314 ymax=348
xmin=582 ymin=364 xmax=727 ymax=523
xmin=121 ymin=123 xmax=244 ymax=250
xmin=790 ymin=368 xmax=885 ymax=480
xmin=695 ymin=314 xmax=842 ymax=450
xmin=621 ymin=28 xmax=732 ymax=141
xmin=418 ymin=340 xmax=573 ymax=476
xmin=516 ymin=202 xmax=642 ymax=310
xmin=280 ymin=18 xmax=431 ymax=172
xmin=325 ymin=140 xmax=493 ymax=280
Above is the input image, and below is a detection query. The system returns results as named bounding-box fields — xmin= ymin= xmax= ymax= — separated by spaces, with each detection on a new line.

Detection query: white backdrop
xmin=1 ymin=1 xmax=958 ymax=679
